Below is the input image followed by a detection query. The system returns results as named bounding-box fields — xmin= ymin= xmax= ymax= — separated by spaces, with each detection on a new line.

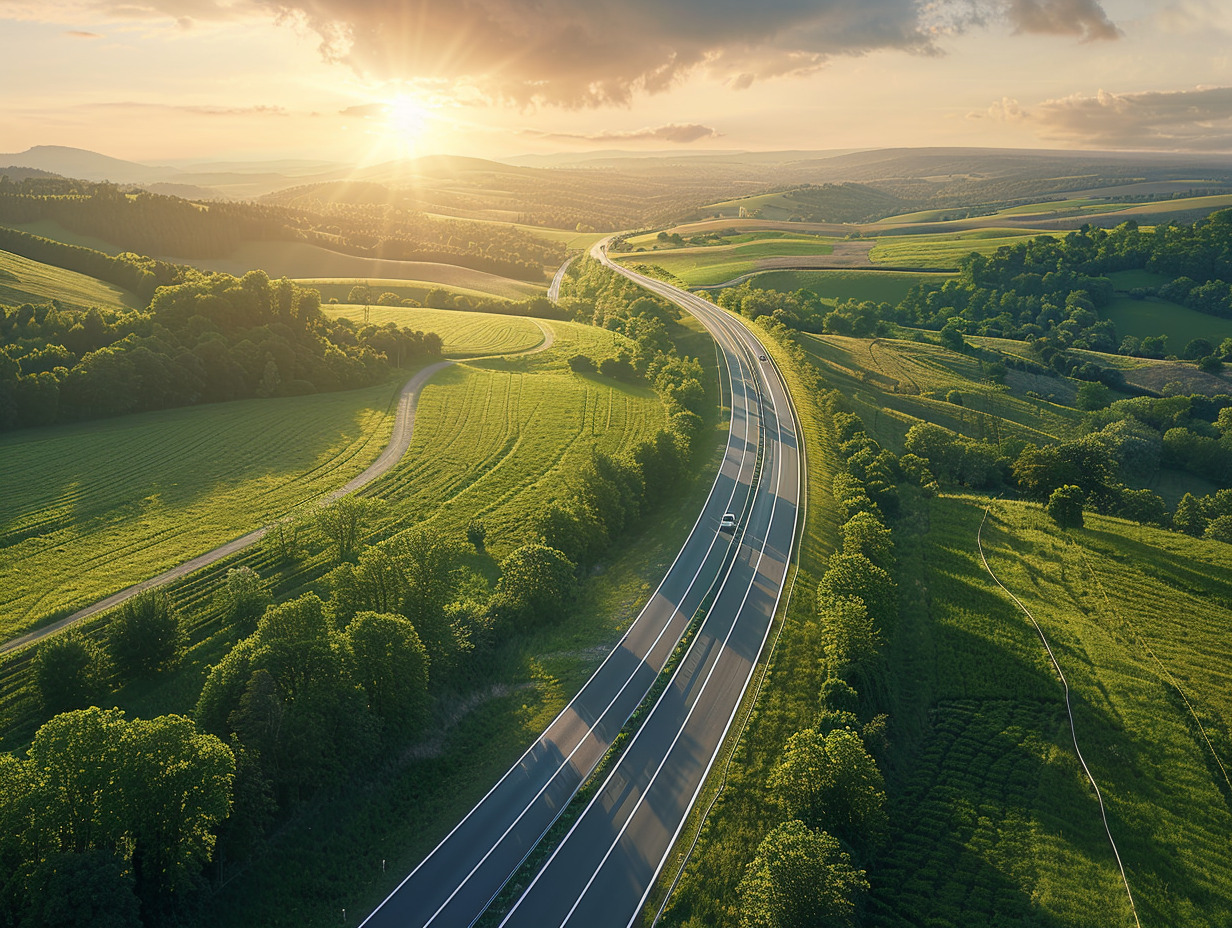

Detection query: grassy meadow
xmin=0 ymin=247 xmax=141 ymax=311
xmin=739 ymin=269 xmax=943 ymax=306
xmin=870 ymin=495 xmax=1232 ymax=927
xmin=616 ymin=236 xmax=835 ymax=286
xmin=868 ymin=229 xmax=1060 ymax=269
xmin=0 ymin=379 xmax=407 ymax=640
xmin=182 ymin=241 xmax=546 ymax=300
xmin=322 ymin=304 xmax=547 ymax=356
xmin=796 ymin=332 xmax=1084 ymax=450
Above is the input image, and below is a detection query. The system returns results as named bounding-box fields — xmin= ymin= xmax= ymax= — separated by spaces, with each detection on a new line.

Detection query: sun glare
xmin=385 ymin=94 xmax=430 ymax=140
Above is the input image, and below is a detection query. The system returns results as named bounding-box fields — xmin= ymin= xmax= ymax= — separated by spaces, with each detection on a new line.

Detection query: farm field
xmin=362 ymin=318 xmax=667 ymax=553
xmin=178 ymin=240 xmax=547 ymax=300
xmin=306 ymin=277 xmax=522 ymax=307
xmin=795 ymin=332 xmax=1084 ymax=450
xmin=0 ymin=247 xmax=141 ymax=311
xmin=322 ymin=304 xmax=547 ymax=356
xmin=0 ymin=380 xmax=407 ymax=640
xmin=420 ymin=214 xmax=608 ymax=251
xmin=741 ymin=268 xmax=944 ymax=305
xmin=615 ymin=237 xmax=836 ymax=286
xmin=870 ymin=495 xmax=1232 ymax=928
xmin=868 ymin=229 xmax=1060 ymax=268
xmin=6 ymin=219 xmax=128 ymax=255
xmin=1103 ymin=294 xmax=1232 ymax=345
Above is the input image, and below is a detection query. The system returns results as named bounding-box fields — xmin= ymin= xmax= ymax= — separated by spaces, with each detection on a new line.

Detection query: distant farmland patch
xmin=869 ymin=230 xmax=1060 ymax=269
xmin=0 ymin=248 xmax=141 ymax=312
xmin=178 ymin=241 xmax=547 ymax=300
xmin=323 ymin=305 xmax=546 ymax=357
xmin=1103 ymin=295 xmax=1232 ymax=346
xmin=746 ymin=269 xmax=945 ymax=305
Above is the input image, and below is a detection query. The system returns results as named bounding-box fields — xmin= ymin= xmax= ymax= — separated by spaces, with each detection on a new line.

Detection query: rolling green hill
xmin=0 ymin=248 xmax=141 ymax=311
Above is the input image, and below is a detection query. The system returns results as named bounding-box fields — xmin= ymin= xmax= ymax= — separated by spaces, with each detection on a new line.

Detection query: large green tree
xmin=107 ymin=591 xmax=183 ymax=679
xmin=737 ymin=821 xmax=869 ymax=928
xmin=345 ymin=612 xmax=431 ymax=736
xmin=33 ymin=634 xmax=106 ymax=715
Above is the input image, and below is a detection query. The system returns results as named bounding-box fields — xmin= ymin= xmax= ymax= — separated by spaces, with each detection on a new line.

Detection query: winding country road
xmin=0 ymin=321 xmax=554 ymax=656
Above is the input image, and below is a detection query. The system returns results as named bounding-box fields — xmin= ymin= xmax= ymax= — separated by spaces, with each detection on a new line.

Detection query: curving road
xmin=0 ymin=323 xmax=554 ymax=656
xmin=360 ymin=244 xmax=800 ymax=928
xmin=547 ymin=256 xmax=575 ymax=303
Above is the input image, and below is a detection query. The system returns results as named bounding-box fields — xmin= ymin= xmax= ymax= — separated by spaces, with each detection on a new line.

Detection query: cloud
xmin=81 ymin=101 xmax=289 ymax=117
xmin=1005 ymin=0 xmax=1120 ymax=40
xmin=65 ymin=28 xmax=102 ymax=36
xmin=6 ymin=0 xmax=1121 ymax=107
xmin=527 ymin=123 xmax=722 ymax=143
xmin=967 ymin=96 xmax=1026 ymax=120
xmin=1029 ymin=86 xmax=1232 ymax=150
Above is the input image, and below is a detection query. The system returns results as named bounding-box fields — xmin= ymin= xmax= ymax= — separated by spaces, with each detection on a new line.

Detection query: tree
xmin=466 ymin=519 xmax=487 ymax=552
xmin=21 ymin=708 xmax=233 ymax=918
xmin=316 ymin=495 xmax=385 ymax=564
xmin=818 ymin=597 xmax=884 ymax=703
xmin=817 ymin=553 xmax=897 ymax=635
xmin=21 ymin=850 xmax=142 ymax=928
xmin=839 ymin=510 xmax=894 ymax=572
xmin=488 ymin=544 xmax=577 ymax=631
xmin=1046 ymin=485 xmax=1085 ymax=529
xmin=1173 ymin=492 xmax=1208 ymax=535
xmin=737 ymin=821 xmax=868 ymax=928
xmin=768 ymin=728 xmax=888 ymax=851
xmin=1205 ymin=514 xmax=1232 ymax=543
xmin=345 ymin=612 xmax=431 ymax=735
xmin=216 ymin=567 xmax=271 ymax=633
xmin=394 ymin=527 xmax=465 ymax=668
xmin=108 ymin=591 xmax=183 ymax=679
xmin=33 ymin=635 xmax=106 ymax=715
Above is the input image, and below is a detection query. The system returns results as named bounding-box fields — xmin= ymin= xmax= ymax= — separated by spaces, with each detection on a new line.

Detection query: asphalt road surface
xmin=361 ymin=245 xmax=800 ymax=928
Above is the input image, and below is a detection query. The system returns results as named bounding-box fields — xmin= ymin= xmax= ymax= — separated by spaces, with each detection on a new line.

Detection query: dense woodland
xmin=0 ymin=176 xmax=561 ymax=280
xmin=0 ymin=243 xmax=442 ymax=430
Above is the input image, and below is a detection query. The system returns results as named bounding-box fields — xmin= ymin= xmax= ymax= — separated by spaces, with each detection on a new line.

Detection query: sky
xmin=2 ymin=0 xmax=1232 ymax=164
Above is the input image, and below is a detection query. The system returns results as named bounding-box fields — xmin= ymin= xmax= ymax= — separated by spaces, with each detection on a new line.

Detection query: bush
xmin=217 ymin=567 xmax=271 ymax=633
xmin=108 ymin=591 xmax=183 ymax=679
xmin=1046 ymin=485 xmax=1085 ymax=530
xmin=1205 ymin=515 xmax=1232 ymax=543
xmin=34 ymin=634 xmax=106 ymax=715
xmin=466 ymin=518 xmax=487 ymax=552
xmin=567 ymin=354 xmax=596 ymax=373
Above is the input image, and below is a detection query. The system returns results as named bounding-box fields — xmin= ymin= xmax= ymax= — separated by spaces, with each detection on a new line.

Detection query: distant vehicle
xmin=720 ymin=513 xmax=737 ymax=532
xmin=758 ymin=354 xmax=768 ymax=361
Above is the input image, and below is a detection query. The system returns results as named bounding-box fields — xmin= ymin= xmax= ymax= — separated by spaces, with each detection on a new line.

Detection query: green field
xmin=869 ymin=496 xmax=1232 ymax=927
xmin=796 ymin=332 xmax=1084 ymax=450
xmin=322 ymin=304 xmax=546 ymax=356
xmin=616 ymin=237 xmax=836 ymax=286
xmin=182 ymin=241 xmax=546 ymax=300
xmin=659 ymin=321 xmax=1232 ymax=928
xmin=740 ymin=269 xmax=945 ymax=306
xmin=0 ymin=247 xmax=141 ymax=312
xmin=0 ymin=381 xmax=407 ymax=639
xmin=362 ymin=318 xmax=667 ymax=552
xmin=308 ymin=278 xmax=517 ymax=307
xmin=420 ymin=215 xmax=608 ymax=251
xmin=869 ymin=229 xmax=1060 ymax=269
xmin=1103 ymin=295 xmax=1232 ymax=345
xmin=6 ymin=220 xmax=128 ymax=256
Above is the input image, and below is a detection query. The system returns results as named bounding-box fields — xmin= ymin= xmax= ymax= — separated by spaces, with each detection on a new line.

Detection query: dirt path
xmin=1 ymin=321 xmax=556 ymax=656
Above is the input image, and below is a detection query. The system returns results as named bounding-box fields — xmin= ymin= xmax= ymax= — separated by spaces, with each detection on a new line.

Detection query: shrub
xmin=108 ymin=591 xmax=183 ymax=679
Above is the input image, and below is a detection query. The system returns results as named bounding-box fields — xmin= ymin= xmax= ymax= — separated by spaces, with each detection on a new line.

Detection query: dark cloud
xmin=528 ymin=123 xmax=722 ymax=143
xmin=1029 ymin=86 xmax=1232 ymax=150
xmin=1006 ymin=0 xmax=1120 ymax=40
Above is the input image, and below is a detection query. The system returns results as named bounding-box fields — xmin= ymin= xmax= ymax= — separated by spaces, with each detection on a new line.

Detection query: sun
xmin=385 ymin=94 xmax=430 ymax=139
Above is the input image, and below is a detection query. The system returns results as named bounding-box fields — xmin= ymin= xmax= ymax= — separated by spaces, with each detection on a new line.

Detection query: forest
xmin=0 ymin=262 xmax=442 ymax=430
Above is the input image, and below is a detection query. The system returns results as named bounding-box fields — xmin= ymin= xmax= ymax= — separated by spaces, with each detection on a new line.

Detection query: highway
xmin=493 ymin=248 xmax=801 ymax=928
xmin=361 ymin=243 xmax=800 ymax=928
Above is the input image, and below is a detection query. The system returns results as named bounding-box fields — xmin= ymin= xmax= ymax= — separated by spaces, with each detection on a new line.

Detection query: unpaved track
xmin=1 ymin=322 xmax=554 ymax=656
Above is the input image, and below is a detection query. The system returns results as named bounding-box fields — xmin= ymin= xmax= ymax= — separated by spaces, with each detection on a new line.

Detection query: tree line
xmin=0 ymin=267 xmax=442 ymax=430
xmin=738 ymin=386 xmax=900 ymax=928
